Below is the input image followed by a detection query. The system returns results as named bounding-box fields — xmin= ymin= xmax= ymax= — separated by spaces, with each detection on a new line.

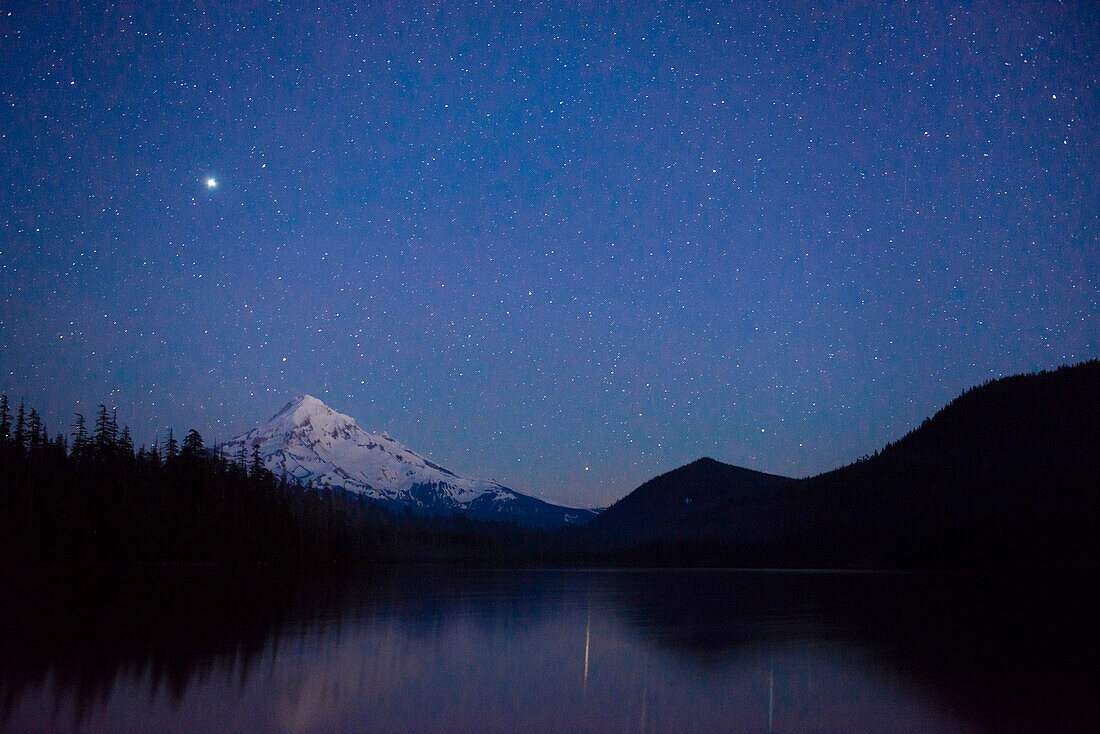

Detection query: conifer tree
xmin=182 ymin=429 xmax=204 ymax=458
xmin=94 ymin=404 xmax=117 ymax=457
xmin=119 ymin=426 xmax=134 ymax=458
xmin=0 ymin=394 xmax=10 ymax=447
xmin=27 ymin=408 xmax=42 ymax=454
xmin=250 ymin=444 xmax=265 ymax=478
xmin=164 ymin=428 xmax=179 ymax=459
xmin=14 ymin=400 xmax=26 ymax=453
xmin=71 ymin=413 xmax=89 ymax=458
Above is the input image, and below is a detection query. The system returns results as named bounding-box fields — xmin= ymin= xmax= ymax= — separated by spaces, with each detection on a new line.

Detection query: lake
xmin=0 ymin=566 xmax=1094 ymax=732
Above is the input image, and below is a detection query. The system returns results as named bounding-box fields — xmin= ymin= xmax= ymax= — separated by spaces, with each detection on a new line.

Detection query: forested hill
xmin=582 ymin=458 xmax=796 ymax=545
xmin=802 ymin=359 xmax=1100 ymax=569
xmin=578 ymin=360 xmax=1099 ymax=570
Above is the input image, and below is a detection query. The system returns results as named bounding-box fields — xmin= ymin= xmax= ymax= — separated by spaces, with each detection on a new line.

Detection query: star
xmin=204 ymin=177 xmax=218 ymax=189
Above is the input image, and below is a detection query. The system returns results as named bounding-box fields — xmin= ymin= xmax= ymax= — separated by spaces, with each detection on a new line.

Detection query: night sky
xmin=1 ymin=2 xmax=1096 ymax=508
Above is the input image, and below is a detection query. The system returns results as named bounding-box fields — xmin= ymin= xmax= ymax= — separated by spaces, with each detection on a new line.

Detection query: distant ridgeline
xmin=1 ymin=359 xmax=1097 ymax=569
xmin=582 ymin=360 xmax=1099 ymax=570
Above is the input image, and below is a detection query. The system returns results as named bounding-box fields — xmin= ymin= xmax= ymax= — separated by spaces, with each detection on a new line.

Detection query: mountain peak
xmin=277 ymin=393 xmax=331 ymax=415
xmin=270 ymin=394 xmax=355 ymax=432
xmin=687 ymin=456 xmax=721 ymax=468
xmin=221 ymin=395 xmax=598 ymax=527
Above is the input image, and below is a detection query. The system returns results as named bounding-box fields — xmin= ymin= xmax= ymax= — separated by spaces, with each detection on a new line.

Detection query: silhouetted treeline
xmin=6 ymin=358 xmax=1095 ymax=571
xmin=0 ymin=397 xmax=560 ymax=566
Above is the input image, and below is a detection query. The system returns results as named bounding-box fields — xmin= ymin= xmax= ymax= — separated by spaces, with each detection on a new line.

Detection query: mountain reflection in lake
xmin=1 ymin=566 xmax=1093 ymax=733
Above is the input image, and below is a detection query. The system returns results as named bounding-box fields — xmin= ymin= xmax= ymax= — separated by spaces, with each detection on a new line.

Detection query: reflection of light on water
xmin=768 ymin=665 xmax=774 ymax=733
xmin=583 ymin=606 xmax=590 ymax=693
xmin=1 ymin=571 xmax=995 ymax=732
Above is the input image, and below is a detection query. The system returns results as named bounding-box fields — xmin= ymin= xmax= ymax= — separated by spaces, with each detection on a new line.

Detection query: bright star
xmin=205 ymin=177 xmax=218 ymax=189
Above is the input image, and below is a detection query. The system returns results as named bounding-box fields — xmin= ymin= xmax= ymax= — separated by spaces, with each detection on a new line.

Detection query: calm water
xmin=0 ymin=566 xmax=1094 ymax=732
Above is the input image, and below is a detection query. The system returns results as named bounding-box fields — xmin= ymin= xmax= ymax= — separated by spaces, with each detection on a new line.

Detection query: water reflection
xmin=1 ymin=566 xmax=1093 ymax=732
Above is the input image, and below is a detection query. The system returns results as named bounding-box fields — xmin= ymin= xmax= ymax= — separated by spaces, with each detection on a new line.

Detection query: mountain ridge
xmin=581 ymin=360 xmax=1100 ymax=569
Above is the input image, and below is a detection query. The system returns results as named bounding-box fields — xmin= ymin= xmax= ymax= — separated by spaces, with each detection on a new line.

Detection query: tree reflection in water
xmin=1 ymin=566 xmax=1094 ymax=732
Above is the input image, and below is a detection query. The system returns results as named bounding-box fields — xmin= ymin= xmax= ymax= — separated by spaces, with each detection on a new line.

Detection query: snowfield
xmin=220 ymin=395 xmax=595 ymax=526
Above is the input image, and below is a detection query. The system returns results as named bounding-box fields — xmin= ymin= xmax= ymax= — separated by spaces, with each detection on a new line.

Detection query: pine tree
xmin=182 ymin=429 xmax=204 ymax=458
xmin=94 ymin=404 xmax=117 ymax=457
xmin=0 ymin=394 xmax=10 ymax=447
xmin=164 ymin=428 xmax=179 ymax=459
xmin=119 ymin=426 xmax=134 ymax=458
xmin=250 ymin=444 xmax=265 ymax=478
xmin=71 ymin=413 xmax=89 ymax=458
xmin=14 ymin=400 xmax=26 ymax=453
xmin=26 ymin=408 xmax=42 ymax=454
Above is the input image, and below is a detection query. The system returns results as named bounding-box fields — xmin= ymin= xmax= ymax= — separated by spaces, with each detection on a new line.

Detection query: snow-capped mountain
xmin=219 ymin=395 xmax=596 ymax=527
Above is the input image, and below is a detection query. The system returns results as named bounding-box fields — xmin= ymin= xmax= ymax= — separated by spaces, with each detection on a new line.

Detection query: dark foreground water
xmin=0 ymin=566 xmax=1095 ymax=733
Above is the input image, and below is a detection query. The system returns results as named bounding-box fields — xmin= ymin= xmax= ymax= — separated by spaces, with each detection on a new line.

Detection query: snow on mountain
xmin=220 ymin=395 xmax=596 ymax=527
